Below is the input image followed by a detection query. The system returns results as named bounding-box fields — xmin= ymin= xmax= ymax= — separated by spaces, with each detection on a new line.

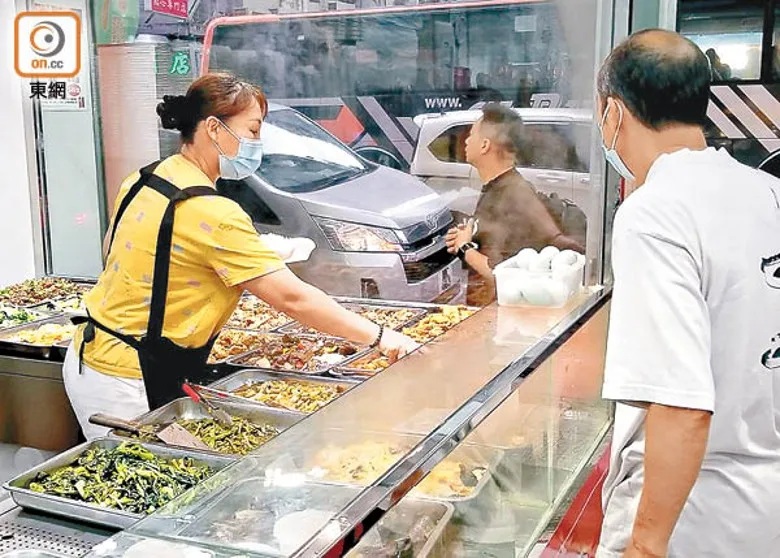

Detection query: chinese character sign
xmin=170 ymin=51 xmax=191 ymax=75
xmin=48 ymin=80 xmax=66 ymax=99
xmin=29 ymin=79 xmax=87 ymax=110
xmin=149 ymin=0 xmax=188 ymax=19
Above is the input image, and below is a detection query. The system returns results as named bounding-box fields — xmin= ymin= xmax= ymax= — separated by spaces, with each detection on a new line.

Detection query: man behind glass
xmin=445 ymin=104 xmax=585 ymax=307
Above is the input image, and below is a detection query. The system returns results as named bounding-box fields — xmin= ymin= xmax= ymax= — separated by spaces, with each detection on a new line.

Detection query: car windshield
xmin=257 ymin=108 xmax=370 ymax=193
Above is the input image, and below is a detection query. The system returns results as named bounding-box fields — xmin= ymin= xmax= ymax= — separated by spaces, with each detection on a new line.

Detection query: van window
xmin=258 ymin=108 xmax=370 ymax=193
xmin=519 ymin=123 xmax=587 ymax=172
xmin=428 ymin=124 xmax=471 ymax=163
xmin=427 ymin=120 xmax=588 ymax=172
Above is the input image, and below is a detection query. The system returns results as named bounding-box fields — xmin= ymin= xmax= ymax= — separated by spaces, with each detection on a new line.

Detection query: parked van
xmin=211 ymin=104 xmax=465 ymax=303
xmin=410 ymin=108 xmax=594 ymax=220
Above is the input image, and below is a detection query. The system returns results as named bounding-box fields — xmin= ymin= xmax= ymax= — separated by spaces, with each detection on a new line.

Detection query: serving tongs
xmin=88 ymin=413 xmax=211 ymax=451
xmin=183 ymin=381 xmax=233 ymax=426
xmin=191 ymin=381 xmax=298 ymax=413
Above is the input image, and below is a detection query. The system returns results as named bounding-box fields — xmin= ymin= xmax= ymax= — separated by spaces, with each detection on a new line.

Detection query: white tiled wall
xmin=0 ymin=0 xmax=36 ymax=288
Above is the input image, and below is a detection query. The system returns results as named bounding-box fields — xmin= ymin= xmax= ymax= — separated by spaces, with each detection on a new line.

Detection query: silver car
xmin=410 ymin=108 xmax=594 ymax=220
xmin=215 ymin=104 xmax=465 ymax=304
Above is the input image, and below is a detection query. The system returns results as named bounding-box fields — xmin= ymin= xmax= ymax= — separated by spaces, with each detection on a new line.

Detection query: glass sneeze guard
xmin=87 ymin=288 xmax=613 ymax=558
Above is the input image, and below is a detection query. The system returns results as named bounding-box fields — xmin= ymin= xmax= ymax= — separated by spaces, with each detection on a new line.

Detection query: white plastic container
xmin=493 ymin=248 xmax=585 ymax=308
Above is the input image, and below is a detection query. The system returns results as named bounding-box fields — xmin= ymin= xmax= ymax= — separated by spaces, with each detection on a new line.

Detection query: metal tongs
xmin=182 ymin=381 xmax=233 ymax=426
xmin=88 ymin=413 xmax=211 ymax=451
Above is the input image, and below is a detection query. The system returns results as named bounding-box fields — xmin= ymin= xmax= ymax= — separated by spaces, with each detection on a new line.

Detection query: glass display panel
xmin=356 ymin=303 xmax=611 ymax=558
xmin=114 ymin=292 xmax=608 ymax=557
xmin=678 ymin=0 xmax=764 ymax=82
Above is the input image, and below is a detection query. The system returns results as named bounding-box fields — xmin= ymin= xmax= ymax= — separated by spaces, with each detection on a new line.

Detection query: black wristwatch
xmin=457 ymin=241 xmax=478 ymax=260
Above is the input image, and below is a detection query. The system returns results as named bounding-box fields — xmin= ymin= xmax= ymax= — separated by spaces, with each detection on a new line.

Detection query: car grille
xmin=400 ymin=210 xmax=453 ymax=245
xmin=403 ymin=248 xmax=456 ymax=283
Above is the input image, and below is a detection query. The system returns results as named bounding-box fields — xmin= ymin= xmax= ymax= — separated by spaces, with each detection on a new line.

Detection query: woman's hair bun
xmin=157 ymin=94 xmax=190 ymax=131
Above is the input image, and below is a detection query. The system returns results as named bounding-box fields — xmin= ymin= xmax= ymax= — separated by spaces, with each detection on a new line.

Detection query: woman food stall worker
xmin=63 ymin=73 xmax=418 ymax=439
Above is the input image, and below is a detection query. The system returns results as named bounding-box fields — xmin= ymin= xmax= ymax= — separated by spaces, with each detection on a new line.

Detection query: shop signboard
xmin=147 ymin=0 xmax=189 ymax=19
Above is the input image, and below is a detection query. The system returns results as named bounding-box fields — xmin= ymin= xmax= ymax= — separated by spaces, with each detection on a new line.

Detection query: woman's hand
xmin=378 ymin=328 xmax=420 ymax=363
xmin=245 ymin=270 xmax=422 ymax=354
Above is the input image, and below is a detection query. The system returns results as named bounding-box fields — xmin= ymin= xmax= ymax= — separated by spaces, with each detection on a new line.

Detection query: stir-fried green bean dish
xmin=26 ymin=442 xmax=214 ymax=514
xmin=132 ymin=417 xmax=281 ymax=456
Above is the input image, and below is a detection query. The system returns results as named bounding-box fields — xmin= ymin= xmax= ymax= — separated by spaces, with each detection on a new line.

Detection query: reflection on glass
xmin=259 ymin=108 xmax=369 ymax=193
xmin=363 ymin=304 xmax=611 ymax=558
xmin=678 ymin=0 xmax=764 ymax=81
xmin=207 ymin=0 xmax=584 ymax=165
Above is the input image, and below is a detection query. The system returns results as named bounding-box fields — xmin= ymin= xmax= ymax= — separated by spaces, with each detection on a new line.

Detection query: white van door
xmin=412 ymin=116 xmax=481 ymax=216
xmin=514 ymin=121 xmax=577 ymax=203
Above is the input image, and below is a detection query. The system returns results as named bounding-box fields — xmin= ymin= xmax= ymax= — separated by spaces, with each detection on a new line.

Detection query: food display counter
xmin=0 ymin=279 xmax=94 ymax=452
xmin=0 ymin=276 xmax=612 ymax=557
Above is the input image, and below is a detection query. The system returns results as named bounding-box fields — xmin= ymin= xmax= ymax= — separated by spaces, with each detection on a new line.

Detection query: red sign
xmin=150 ymin=0 xmax=188 ymax=19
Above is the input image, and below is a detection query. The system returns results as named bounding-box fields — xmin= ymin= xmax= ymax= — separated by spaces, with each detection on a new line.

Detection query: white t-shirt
xmin=598 ymin=147 xmax=780 ymax=558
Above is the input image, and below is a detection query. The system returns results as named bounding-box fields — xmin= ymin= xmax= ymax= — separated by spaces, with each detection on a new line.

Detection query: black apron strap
xmin=75 ymin=310 xmax=142 ymax=375
xmin=83 ymin=162 xmax=221 ymax=407
xmin=145 ymin=185 xmax=218 ymax=341
xmin=108 ymin=161 xmax=162 ymax=253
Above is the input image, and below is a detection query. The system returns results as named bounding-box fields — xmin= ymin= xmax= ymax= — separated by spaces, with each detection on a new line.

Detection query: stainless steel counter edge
xmin=293 ymin=287 xmax=613 ymax=558
xmin=0 ymin=356 xmax=64 ymax=381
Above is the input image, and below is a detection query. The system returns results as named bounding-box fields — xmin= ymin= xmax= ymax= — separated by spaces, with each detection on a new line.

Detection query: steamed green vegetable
xmin=26 ymin=442 xmax=214 ymax=514
xmin=132 ymin=417 xmax=280 ymax=456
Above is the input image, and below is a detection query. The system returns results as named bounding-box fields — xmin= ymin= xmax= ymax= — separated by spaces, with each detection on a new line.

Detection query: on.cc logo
xmin=14 ymin=11 xmax=80 ymax=78
xmin=29 ymin=20 xmax=66 ymax=58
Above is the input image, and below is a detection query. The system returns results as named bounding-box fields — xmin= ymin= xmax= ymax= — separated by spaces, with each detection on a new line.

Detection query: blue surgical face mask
xmin=599 ymin=101 xmax=635 ymax=182
xmin=211 ymin=118 xmax=264 ymax=180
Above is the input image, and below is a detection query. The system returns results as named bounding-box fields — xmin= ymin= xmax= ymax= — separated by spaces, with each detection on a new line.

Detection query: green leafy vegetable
xmin=26 ymin=442 xmax=214 ymax=514
xmin=132 ymin=417 xmax=280 ymax=456
xmin=0 ymin=305 xmax=46 ymax=329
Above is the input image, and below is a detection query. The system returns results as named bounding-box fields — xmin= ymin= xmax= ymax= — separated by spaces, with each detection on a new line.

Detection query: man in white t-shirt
xmin=596 ymin=29 xmax=780 ymax=557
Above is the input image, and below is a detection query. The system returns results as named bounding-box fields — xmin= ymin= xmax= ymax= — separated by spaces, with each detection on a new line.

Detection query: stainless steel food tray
xmin=29 ymin=295 xmax=87 ymax=317
xmin=110 ymin=397 xmax=304 ymax=456
xmin=224 ymin=294 xmax=294 ymax=332
xmin=306 ymin=430 xmax=502 ymax=507
xmin=397 ymin=305 xmax=481 ymax=344
xmin=0 ymin=316 xmax=77 ymax=359
xmin=1 ymin=279 xmax=92 ymax=310
xmin=2 ymin=438 xmax=234 ymax=530
xmin=168 ymin=478 xmax=452 ymax=558
xmin=206 ymin=328 xmax=283 ymax=365
xmin=0 ymin=306 xmax=53 ymax=332
xmin=224 ymin=333 xmax=368 ymax=376
xmin=203 ymin=369 xmax=355 ymax=413
xmin=278 ymin=303 xmax=428 ymax=336
xmin=330 ymin=349 xmax=392 ymax=380
xmin=346 ymin=498 xmax=453 ymax=558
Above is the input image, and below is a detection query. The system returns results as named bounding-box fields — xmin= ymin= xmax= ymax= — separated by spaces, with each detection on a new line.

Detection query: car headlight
xmin=313 ymin=217 xmax=402 ymax=252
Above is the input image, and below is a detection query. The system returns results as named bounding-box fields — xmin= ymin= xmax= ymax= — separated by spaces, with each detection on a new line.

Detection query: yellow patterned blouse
xmin=75 ymin=155 xmax=285 ymax=379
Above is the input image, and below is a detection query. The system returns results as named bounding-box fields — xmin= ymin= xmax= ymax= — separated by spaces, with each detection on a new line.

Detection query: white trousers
xmin=62 ymin=344 xmax=150 ymax=440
